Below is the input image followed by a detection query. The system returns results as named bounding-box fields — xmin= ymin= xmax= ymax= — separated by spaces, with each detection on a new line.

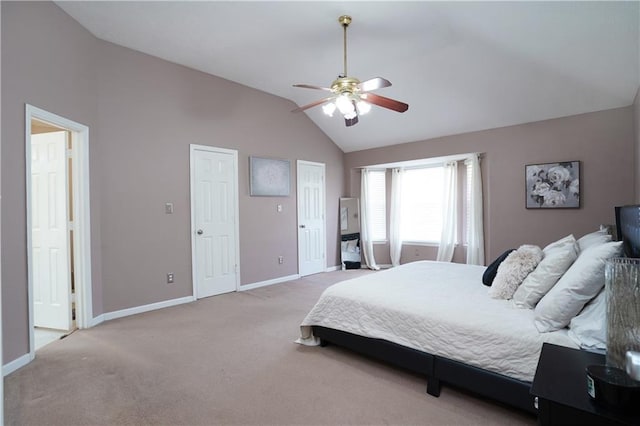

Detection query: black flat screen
xmin=615 ymin=205 xmax=640 ymax=258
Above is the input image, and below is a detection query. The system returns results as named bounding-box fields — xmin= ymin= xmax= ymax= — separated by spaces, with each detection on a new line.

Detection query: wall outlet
xmin=277 ymin=204 xmax=283 ymax=213
xmin=165 ymin=202 xmax=174 ymax=214
xmin=167 ymin=273 xmax=174 ymax=283
xmin=278 ymin=256 xmax=284 ymax=264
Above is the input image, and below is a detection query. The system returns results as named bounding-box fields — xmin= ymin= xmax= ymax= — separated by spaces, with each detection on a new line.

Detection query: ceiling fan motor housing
xmin=331 ymin=76 xmax=360 ymax=96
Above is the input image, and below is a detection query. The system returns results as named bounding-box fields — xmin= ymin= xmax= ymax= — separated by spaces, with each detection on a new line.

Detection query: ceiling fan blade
xmin=293 ymin=84 xmax=333 ymax=92
xmin=362 ymin=93 xmax=409 ymax=113
xmin=345 ymin=115 xmax=359 ymax=127
xmin=358 ymin=77 xmax=392 ymax=92
xmin=291 ymin=96 xmax=335 ymax=113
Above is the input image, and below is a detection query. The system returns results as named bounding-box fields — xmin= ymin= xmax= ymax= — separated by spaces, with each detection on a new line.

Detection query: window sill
xmin=369 ymin=241 xmax=468 ymax=248
xmin=402 ymin=241 xmax=439 ymax=247
xmin=402 ymin=241 xmax=466 ymax=247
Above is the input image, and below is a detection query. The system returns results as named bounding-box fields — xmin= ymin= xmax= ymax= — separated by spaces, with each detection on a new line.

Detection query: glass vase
xmin=605 ymin=258 xmax=640 ymax=369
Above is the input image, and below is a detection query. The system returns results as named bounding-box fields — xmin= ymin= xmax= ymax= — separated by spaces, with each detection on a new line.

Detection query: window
xmin=400 ymin=166 xmax=445 ymax=243
xmin=362 ymin=154 xmax=480 ymax=248
xmin=367 ymin=170 xmax=387 ymax=241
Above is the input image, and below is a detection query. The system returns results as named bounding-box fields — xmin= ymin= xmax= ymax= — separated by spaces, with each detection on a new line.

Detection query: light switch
xmin=165 ymin=202 xmax=174 ymax=214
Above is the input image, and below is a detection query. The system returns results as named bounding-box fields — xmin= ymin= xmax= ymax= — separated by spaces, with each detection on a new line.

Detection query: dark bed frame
xmin=313 ymin=207 xmax=640 ymax=415
xmin=313 ymin=326 xmax=537 ymax=414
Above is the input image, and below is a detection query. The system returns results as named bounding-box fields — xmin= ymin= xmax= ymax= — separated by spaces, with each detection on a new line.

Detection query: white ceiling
xmin=55 ymin=1 xmax=640 ymax=153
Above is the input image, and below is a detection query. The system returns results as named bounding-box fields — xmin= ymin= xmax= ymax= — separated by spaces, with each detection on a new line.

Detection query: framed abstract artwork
xmin=249 ymin=156 xmax=290 ymax=197
xmin=526 ymin=161 xmax=580 ymax=209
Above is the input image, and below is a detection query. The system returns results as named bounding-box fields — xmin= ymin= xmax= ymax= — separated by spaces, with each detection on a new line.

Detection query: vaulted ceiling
xmin=55 ymin=1 xmax=639 ymax=153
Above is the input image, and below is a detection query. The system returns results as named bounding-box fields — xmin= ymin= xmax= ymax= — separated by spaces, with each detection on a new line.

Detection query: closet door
xmin=191 ymin=145 xmax=239 ymax=298
xmin=297 ymin=160 xmax=326 ymax=276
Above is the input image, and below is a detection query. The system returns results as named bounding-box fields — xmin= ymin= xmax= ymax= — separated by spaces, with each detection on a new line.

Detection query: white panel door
xmin=297 ymin=161 xmax=326 ymax=276
xmin=192 ymin=147 xmax=239 ymax=298
xmin=31 ymin=131 xmax=72 ymax=331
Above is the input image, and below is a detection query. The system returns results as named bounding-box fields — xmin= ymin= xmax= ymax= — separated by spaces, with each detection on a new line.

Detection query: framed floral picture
xmin=526 ymin=161 xmax=580 ymax=209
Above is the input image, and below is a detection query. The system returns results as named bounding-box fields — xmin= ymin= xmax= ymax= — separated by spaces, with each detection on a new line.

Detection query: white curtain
xmin=360 ymin=169 xmax=380 ymax=270
xmin=465 ymin=155 xmax=485 ymax=265
xmin=436 ymin=161 xmax=458 ymax=262
xmin=389 ymin=168 xmax=404 ymax=267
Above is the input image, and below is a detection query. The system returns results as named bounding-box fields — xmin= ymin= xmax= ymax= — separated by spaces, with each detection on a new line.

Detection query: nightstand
xmin=531 ymin=343 xmax=640 ymax=426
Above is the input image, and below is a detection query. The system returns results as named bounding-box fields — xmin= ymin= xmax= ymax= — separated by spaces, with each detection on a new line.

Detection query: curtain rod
xmin=354 ymin=152 xmax=484 ymax=171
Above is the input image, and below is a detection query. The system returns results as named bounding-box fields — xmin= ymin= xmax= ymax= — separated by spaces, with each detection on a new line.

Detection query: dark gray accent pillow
xmin=482 ymin=249 xmax=516 ymax=286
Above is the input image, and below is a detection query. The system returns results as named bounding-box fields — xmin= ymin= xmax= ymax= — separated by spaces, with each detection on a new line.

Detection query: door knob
xmin=197 ymin=229 xmax=203 ymax=235
xmin=299 ymin=225 xmax=306 ymax=228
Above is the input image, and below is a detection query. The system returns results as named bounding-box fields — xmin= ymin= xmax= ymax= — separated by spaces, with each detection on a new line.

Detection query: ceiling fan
xmin=292 ymin=15 xmax=409 ymax=127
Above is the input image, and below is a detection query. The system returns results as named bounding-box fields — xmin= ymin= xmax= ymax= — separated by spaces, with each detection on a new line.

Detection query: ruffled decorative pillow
xmin=482 ymin=249 xmax=515 ymax=286
xmin=488 ymin=245 xmax=543 ymax=300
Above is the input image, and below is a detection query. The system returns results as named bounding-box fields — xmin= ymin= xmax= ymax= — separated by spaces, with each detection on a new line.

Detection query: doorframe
xmin=296 ymin=160 xmax=327 ymax=276
xmin=25 ymin=104 xmax=93 ymax=358
xmin=189 ymin=144 xmax=241 ymax=298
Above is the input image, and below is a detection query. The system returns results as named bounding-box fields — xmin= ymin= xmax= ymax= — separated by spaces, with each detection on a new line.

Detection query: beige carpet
xmin=5 ymin=269 xmax=536 ymax=425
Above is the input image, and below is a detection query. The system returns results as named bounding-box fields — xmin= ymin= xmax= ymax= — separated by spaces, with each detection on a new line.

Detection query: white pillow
xmin=512 ymin=235 xmax=578 ymax=309
xmin=534 ymin=241 xmax=622 ymax=332
xmin=488 ymin=245 xmax=543 ymax=300
xmin=568 ymin=288 xmax=606 ymax=350
xmin=577 ymin=230 xmax=612 ymax=252
xmin=543 ymin=234 xmax=575 ymax=252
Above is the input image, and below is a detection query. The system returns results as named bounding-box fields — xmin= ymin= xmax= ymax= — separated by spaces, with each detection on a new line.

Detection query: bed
xmin=296 ymin=258 xmax=598 ymax=413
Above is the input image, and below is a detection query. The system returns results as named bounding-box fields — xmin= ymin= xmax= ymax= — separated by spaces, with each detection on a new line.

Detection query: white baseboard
xmin=103 ymin=295 xmax=195 ymax=322
xmin=239 ymin=274 xmax=300 ymax=291
xmin=325 ymin=265 xmax=341 ymax=272
xmin=88 ymin=314 xmax=105 ymax=328
xmin=6 ymin=268 xmax=355 ymax=376
xmin=3 ymin=296 xmax=194 ymax=376
xmin=3 ymin=352 xmax=33 ymax=377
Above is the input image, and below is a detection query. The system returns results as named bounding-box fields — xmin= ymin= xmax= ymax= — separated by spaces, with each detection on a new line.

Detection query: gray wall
xmin=345 ymin=107 xmax=636 ymax=263
xmin=634 ymin=88 xmax=640 ymax=202
xmin=1 ymin=1 xmax=343 ymax=363
xmin=1 ymin=1 xmax=102 ymax=364
xmin=94 ymin=40 xmax=343 ymax=311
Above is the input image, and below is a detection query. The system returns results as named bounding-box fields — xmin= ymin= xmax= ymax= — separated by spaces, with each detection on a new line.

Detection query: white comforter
xmin=297 ymin=261 xmax=578 ymax=382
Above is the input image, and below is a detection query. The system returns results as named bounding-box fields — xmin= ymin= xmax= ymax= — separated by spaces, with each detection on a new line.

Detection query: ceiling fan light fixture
xmin=356 ymin=100 xmax=371 ymax=115
xmin=322 ymin=102 xmax=337 ymax=117
xmin=335 ymin=94 xmax=355 ymax=115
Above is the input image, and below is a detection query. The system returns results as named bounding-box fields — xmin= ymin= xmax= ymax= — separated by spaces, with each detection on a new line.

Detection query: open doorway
xmin=30 ymin=125 xmax=74 ymax=348
xmin=25 ymin=105 xmax=93 ymax=356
